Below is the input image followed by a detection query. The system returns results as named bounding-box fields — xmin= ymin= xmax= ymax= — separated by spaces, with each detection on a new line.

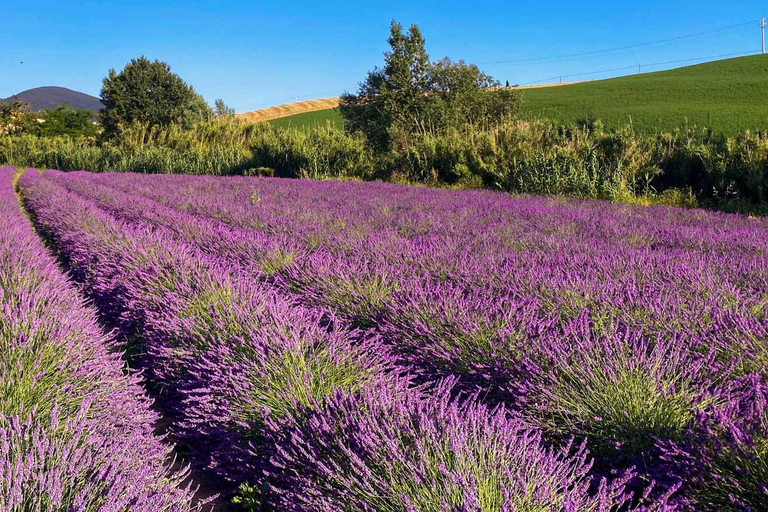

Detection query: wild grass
xmin=3 ymin=114 xmax=768 ymax=213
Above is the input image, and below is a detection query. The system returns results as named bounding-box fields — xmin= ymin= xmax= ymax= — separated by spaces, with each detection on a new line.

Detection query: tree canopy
xmin=31 ymin=106 xmax=100 ymax=138
xmin=99 ymin=56 xmax=212 ymax=138
xmin=214 ymin=99 xmax=236 ymax=119
xmin=0 ymin=99 xmax=33 ymax=136
xmin=340 ymin=21 xmax=521 ymax=150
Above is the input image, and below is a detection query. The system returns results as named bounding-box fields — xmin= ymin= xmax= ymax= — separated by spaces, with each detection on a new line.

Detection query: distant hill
xmin=1 ymin=86 xmax=103 ymax=113
xmin=237 ymin=98 xmax=340 ymax=123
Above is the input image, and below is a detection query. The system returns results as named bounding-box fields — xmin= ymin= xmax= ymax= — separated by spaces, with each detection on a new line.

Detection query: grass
xmin=268 ymin=108 xmax=346 ymax=131
xmin=237 ymin=98 xmax=340 ymax=124
xmin=521 ymin=54 xmax=768 ymax=135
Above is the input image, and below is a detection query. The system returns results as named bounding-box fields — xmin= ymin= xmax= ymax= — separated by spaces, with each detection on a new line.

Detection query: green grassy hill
xmin=263 ymin=55 xmax=768 ymax=135
xmin=268 ymin=108 xmax=345 ymax=131
xmin=521 ymin=54 xmax=768 ymax=134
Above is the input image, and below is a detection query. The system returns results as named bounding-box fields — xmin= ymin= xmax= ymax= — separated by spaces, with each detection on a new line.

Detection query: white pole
xmin=762 ymin=18 xmax=766 ymax=54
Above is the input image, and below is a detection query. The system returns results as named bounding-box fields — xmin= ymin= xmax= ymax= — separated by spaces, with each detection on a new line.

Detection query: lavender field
xmin=5 ymin=166 xmax=768 ymax=510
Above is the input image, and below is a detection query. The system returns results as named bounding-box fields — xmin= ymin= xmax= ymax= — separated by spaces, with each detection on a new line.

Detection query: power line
xmin=480 ymin=19 xmax=759 ymax=66
xmin=519 ymin=49 xmax=761 ymax=86
xmin=255 ymin=49 xmax=762 ymax=109
xmin=248 ymin=19 xmax=764 ymax=109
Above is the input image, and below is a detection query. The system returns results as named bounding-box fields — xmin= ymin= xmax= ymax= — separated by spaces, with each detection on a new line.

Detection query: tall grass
xmin=2 ymin=118 xmax=768 ymax=212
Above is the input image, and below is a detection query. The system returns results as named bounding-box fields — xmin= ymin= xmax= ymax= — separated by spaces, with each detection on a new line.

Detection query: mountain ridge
xmin=1 ymin=86 xmax=103 ymax=113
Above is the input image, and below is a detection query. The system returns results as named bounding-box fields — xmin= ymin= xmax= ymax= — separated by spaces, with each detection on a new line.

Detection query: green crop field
xmin=521 ymin=54 xmax=768 ymax=134
xmin=267 ymin=55 xmax=768 ymax=135
xmin=268 ymin=108 xmax=346 ymax=131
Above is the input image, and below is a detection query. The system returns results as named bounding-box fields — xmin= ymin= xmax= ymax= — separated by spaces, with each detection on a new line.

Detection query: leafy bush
xmin=31 ymin=106 xmax=100 ymax=138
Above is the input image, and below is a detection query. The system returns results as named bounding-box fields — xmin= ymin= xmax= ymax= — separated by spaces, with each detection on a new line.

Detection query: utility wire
xmin=480 ymin=19 xmax=759 ymax=66
xmin=250 ymin=21 xmax=762 ymax=109
xmin=519 ymin=49 xmax=761 ymax=86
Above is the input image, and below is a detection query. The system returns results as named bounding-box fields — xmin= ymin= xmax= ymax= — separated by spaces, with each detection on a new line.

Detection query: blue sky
xmin=1 ymin=1 xmax=763 ymax=112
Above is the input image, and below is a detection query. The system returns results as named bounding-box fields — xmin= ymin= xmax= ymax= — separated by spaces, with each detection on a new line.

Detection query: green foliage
xmin=214 ymin=99 xmax=235 ymax=119
xmin=30 ymin=107 xmax=100 ymax=138
xmin=0 ymin=99 xmax=33 ymax=136
xmin=340 ymin=21 xmax=521 ymax=150
xmin=3 ymin=118 xmax=768 ymax=214
xmin=522 ymin=55 xmax=768 ymax=135
xmin=249 ymin=122 xmax=372 ymax=179
xmin=99 ymin=56 xmax=212 ymax=139
xmin=0 ymin=121 xmax=370 ymax=179
xmin=233 ymin=482 xmax=267 ymax=509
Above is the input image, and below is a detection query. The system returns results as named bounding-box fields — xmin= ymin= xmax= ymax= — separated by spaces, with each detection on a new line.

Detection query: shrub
xmin=3 ymin=118 xmax=768 ymax=214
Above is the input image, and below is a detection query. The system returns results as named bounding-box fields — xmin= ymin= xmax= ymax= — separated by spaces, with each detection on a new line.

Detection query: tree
xmin=427 ymin=58 xmax=519 ymax=129
xmin=0 ymin=99 xmax=33 ymax=136
xmin=340 ymin=21 xmax=430 ymax=150
xmin=31 ymin=106 xmax=100 ymax=138
xmin=214 ymin=99 xmax=235 ymax=118
xmin=339 ymin=21 xmax=521 ymax=150
xmin=99 ymin=56 xmax=212 ymax=138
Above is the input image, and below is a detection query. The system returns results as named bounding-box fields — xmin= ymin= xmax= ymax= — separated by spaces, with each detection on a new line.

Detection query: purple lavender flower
xmin=17 ymin=167 xmax=768 ymax=509
xmin=267 ymin=377 xmax=636 ymax=511
xmin=0 ymin=166 xmax=200 ymax=510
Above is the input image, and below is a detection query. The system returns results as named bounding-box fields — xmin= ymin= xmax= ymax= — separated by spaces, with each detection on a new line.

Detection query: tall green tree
xmin=99 ymin=56 xmax=212 ymax=138
xmin=339 ymin=21 xmax=521 ymax=150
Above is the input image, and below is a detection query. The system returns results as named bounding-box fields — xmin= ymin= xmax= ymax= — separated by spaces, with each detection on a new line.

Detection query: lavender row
xmin=0 ymin=166 xmax=201 ymax=511
xmin=81 ymin=171 xmax=768 ymax=261
xmin=66 ymin=171 xmax=768 ymax=350
xmin=49 ymin=171 xmax=768 ymax=509
xmin=49 ymin=171 xmax=767 ymax=388
xmin=47 ymin=176 xmax=768 ymax=401
xmin=18 ymin=170 xmax=391 ymax=497
xmin=16 ymin=170 xmax=643 ymax=510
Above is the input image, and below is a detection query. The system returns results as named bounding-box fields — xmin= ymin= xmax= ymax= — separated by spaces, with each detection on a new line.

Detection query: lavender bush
xmin=16 ymin=167 xmax=768 ymax=509
xmin=520 ymin=316 xmax=721 ymax=459
xmin=18 ymin=169 xmax=397 ymax=499
xmin=0 ymin=166 xmax=199 ymax=511
xmin=267 ymin=377 xmax=636 ymax=512
xmin=659 ymin=373 xmax=768 ymax=510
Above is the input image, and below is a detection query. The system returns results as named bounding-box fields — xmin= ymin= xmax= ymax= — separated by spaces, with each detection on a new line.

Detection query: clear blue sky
xmin=1 ymin=1 xmax=763 ymax=112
